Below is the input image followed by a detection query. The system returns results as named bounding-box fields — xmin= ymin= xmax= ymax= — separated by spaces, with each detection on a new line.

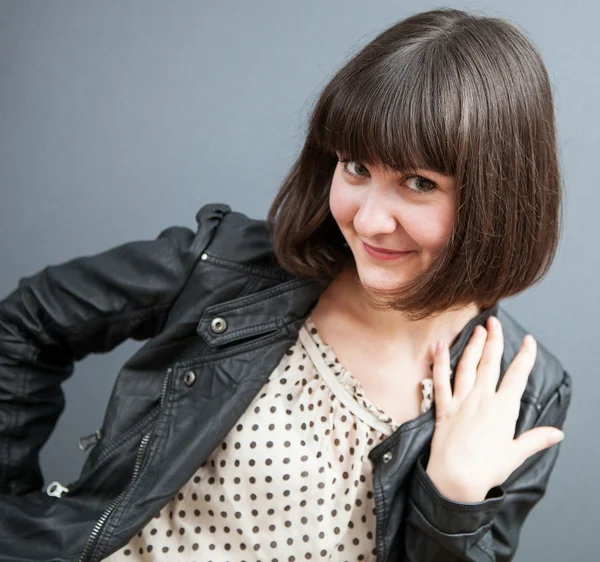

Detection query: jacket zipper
xmin=373 ymin=462 xmax=388 ymax=562
xmin=78 ymin=366 xmax=174 ymax=562
xmin=79 ymin=429 xmax=102 ymax=452
xmin=46 ymin=480 xmax=70 ymax=498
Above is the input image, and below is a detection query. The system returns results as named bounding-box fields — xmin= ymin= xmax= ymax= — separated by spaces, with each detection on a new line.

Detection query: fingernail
xmin=554 ymin=430 xmax=565 ymax=443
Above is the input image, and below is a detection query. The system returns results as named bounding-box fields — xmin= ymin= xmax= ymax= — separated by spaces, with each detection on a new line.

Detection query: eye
xmin=337 ymin=156 xmax=437 ymax=194
xmin=340 ymin=159 xmax=370 ymax=178
xmin=405 ymin=176 xmax=437 ymax=193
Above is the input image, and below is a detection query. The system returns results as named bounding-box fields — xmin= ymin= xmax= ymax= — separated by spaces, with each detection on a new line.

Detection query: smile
xmin=362 ymin=242 xmax=414 ymax=261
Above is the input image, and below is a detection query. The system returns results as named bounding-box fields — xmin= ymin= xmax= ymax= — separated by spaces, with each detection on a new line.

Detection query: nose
xmin=353 ymin=189 xmax=399 ymax=238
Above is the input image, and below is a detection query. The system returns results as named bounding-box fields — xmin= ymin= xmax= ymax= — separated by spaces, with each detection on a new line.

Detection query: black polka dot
xmin=113 ymin=319 xmax=390 ymax=561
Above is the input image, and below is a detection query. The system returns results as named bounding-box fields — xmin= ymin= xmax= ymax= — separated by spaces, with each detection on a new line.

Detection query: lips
xmin=361 ymin=241 xmax=414 ymax=261
xmin=362 ymin=242 xmax=406 ymax=254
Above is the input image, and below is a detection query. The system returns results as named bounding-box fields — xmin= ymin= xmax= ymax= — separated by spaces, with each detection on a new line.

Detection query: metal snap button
xmin=211 ymin=317 xmax=228 ymax=333
xmin=382 ymin=451 xmax=393 ymax=463
xmin=184 ymin=370 xmax=196 ymax=387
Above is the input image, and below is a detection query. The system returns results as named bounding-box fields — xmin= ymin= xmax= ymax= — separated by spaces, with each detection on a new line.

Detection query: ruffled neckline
xmin=304 ymin=316 xmax=401 ymax=432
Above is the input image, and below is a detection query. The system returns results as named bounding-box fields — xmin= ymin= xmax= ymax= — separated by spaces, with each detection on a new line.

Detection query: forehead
xmin=314 ymin=45 xmax=465 ymax=180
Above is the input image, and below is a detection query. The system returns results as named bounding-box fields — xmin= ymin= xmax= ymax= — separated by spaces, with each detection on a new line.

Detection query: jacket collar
xmin=197 ymin=277 xmax=324 ymax=347
xmin=198 ymin=273 xmax=499 ymax=376
xmin=445 ymin=301 xmax=499 ymax=373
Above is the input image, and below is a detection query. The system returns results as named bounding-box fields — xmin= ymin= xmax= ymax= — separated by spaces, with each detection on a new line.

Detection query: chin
xmin=354 ymin=265 xmax=414 ymax=292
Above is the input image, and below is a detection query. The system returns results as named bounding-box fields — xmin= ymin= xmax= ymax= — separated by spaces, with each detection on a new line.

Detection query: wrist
xmin=425 ymin=465 xmax=488 ymax=503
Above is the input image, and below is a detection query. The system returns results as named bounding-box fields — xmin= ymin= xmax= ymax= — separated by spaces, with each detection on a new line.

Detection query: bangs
xmin=269 ymin=8 xmax=562 ymax=319
xmin=313 ymin=43 xmax=463 ymax=177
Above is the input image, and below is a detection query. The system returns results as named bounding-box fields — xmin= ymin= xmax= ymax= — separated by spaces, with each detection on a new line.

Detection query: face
xmin=329 ymin=154 xmax=457 ymax=293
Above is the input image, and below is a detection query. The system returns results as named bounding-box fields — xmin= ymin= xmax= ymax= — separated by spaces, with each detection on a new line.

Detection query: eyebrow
xmin=364 ymin=161 xmax=451 ymax=180
xmin=335 ymin=150 xmax=454 ymax=180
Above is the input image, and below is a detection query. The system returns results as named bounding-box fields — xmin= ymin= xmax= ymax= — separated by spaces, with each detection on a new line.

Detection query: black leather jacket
xmin=0 ymin=203 xmax=572 ymax=562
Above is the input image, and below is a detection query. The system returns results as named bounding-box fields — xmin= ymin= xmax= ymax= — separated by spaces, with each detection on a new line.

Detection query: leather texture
xmin=0 ymin=203 xmax=572 ymax=562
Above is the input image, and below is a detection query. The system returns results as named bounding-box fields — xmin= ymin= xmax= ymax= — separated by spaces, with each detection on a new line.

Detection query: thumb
xmin=512 ymin=426 xmax=565 ymax=466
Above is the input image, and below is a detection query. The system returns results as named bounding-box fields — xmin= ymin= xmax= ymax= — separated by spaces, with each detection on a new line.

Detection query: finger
xmin=431 ymin=341 xmax=453 ymax=417
xmin=452 ymin=325 xmax=487 ymax=402
xmin=497 ymin=335 xmax=537 ymax=404
xmin=475 ymin=316 xmax=504 ymax=394
xmin=512 ymin=426 xmax=565 ymax=467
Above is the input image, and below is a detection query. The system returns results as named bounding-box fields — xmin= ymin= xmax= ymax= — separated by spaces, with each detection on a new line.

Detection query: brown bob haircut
xmin=266 ymin=8 xmax=562 ymax=321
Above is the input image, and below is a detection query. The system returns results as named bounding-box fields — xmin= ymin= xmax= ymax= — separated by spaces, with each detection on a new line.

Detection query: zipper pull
xmin=46 ymin=480 xmax=70 ymax=498
xmin=79 ymin=429 xmax=102 ymax=452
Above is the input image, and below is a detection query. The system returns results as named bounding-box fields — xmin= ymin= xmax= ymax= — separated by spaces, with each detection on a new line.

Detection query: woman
xmin=0 ymin=7 xmax=571 ymax=562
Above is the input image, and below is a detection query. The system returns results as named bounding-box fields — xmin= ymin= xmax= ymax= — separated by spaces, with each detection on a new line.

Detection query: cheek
xmin=401 ymin=207 xmax=454 ymax=250
xmin=329 ymin=170 xmax=357 ymax=224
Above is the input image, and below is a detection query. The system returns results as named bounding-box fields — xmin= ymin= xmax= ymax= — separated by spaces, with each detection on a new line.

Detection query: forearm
xmin=401 ymin=453 xmax=505 ymax=562
xmin=0 ymin=225 xmax=199 ymax=494
xmin=0 ymin=285 xmax=75 ymax=494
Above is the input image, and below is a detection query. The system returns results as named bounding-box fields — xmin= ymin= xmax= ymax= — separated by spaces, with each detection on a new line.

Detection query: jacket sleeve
xmin=401 ymin=370 xmax=572 ymax=562
xmin=0 ymin=223 xmax=207 ymax=496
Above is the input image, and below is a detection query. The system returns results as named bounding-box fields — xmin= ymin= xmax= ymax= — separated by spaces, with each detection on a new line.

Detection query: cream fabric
xmin=103 ymin=316 xmax=433 ymax=562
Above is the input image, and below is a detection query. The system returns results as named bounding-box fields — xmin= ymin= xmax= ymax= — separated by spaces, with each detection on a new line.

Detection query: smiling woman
xmin=328 ymin=154 xmax=458 ymax=295
xmin=0 ymin=6 xmax=571 ymax=562
xmin=267 ymin=7 xmax=561 ymax=321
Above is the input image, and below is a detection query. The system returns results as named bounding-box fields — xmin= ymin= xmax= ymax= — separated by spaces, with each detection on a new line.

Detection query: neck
xmin=322 ymin=264 xmax=482 ymax=365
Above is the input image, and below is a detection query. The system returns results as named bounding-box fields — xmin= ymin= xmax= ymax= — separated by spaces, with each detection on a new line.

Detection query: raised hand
xmin=425 ymin=315 xmax=565 ymax=503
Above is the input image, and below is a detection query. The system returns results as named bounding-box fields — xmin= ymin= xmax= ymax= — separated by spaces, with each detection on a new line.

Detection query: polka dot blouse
xmin=103 ymin=316 xmax=434 ymax=561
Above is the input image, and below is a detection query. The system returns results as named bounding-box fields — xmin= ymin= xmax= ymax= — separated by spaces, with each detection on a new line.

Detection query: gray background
xmin=0 ymin=1 xmax=596 ymax=560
